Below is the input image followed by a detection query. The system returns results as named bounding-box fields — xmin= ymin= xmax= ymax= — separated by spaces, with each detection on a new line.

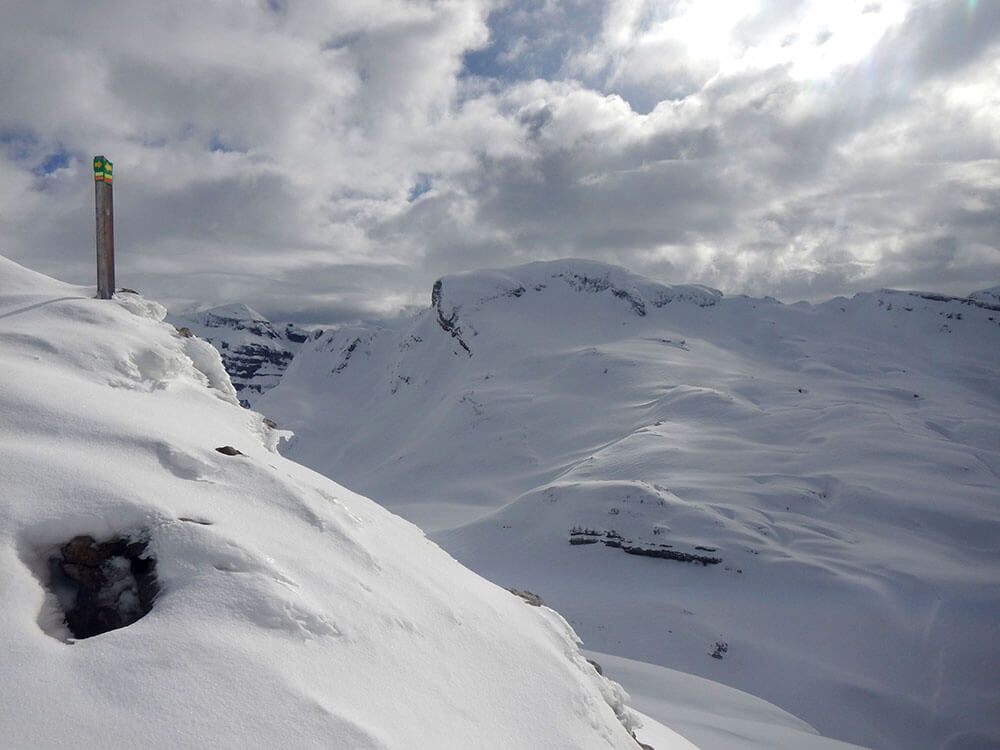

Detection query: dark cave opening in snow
xmin=46 ymin=533 xmax=159 ymax=639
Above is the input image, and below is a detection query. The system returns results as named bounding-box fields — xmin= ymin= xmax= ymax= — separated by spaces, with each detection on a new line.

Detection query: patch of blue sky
xmin=461 ymin=0 xmax=605 ymax=83
xmin=408 ymin=173 xmax=433 ymax=203
xmin=209 ymin=132 xmax=247 ymax=154
xmin=34 ymin=147 xmax=73 ymax=175
xmin=1 ymin=131 xmax=79 ymax=176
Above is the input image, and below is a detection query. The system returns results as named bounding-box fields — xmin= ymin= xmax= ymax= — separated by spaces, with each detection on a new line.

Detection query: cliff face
xmin=172 ymin=304 xmax=316 ymax=407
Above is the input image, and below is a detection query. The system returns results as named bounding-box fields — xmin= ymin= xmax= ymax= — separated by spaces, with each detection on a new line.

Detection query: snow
xmin=589 ymin=652 xmax=867 ymax=750
xmin=259 ymin=259 xmax=1000 ymax=750
xmin=0 ymin=256 xmax=658 ymax=749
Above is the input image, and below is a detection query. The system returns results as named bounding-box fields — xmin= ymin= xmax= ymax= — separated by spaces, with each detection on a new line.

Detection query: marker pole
xmin=94 ymin=155 xmax=115 ymax=299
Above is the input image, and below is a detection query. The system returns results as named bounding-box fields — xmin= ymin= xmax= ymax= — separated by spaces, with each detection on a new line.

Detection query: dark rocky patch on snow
xmin=505 ymin=587 xmax=544 ymax=606
xmin=333 ymin=335 xmax=369 ymax=374
xmin=876 ymin=288 xmax=1000 ymax=312
xmin=556 ymin=271 xmax=649 ymax=316
xmin=570 ymin=528 xmax=722 ymax=566
xmin=710 ymin=641 xmax=729 ymax=660
xmin=215 ymin=445 xmax=244 ymax=456
xmin=431 ymin=279 xmax=472 ymax=355
xmin=284 ymin=324 xmax=309 ymax=344
xmin=47 ymin=534 xmax=158 ymax=639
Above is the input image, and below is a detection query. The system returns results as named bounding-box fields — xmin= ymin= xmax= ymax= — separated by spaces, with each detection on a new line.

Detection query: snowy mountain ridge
xmin=429 ymin=260 xmax=723 ymax=357
xmin=260 ymin=259 xmax=1000 ymax=750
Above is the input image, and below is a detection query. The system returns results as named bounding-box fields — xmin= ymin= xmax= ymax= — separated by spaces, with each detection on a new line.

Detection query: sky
xmin=1 ymin=0 xmax=998 ymax=323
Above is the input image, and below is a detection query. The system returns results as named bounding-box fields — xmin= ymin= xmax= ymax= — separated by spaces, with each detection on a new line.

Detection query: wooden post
xmin=93 ymin=155 xmax=115 ymax=299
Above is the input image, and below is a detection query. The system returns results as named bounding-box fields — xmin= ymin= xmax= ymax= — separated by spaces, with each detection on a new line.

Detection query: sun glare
xmin=653 ymin=0 xmax=912 ymax=83
xmin=786 ymin=0 xmax=909 ymax=81
xmin=655 ymin=0 xmax=761 ymax=62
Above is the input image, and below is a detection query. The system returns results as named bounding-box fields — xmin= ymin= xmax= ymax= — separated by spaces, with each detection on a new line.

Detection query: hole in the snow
xmin=46 ymin=533 xmax=159 ymax=639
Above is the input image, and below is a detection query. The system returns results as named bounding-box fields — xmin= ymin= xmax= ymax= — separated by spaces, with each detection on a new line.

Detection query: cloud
xmin=0 ymin=0 xmax=997 ymax=323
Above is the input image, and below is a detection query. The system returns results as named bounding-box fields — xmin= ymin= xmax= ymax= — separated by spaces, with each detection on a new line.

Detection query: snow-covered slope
xmin=0 ymin=256 xmax=662 ymax=749
xmin=170 ymin=303 xmax=314 ymax=407
xmin=260 ymin=260 xmax=1000 ymax=750
xmin=590 ymin=650 xmax=866 ymax=750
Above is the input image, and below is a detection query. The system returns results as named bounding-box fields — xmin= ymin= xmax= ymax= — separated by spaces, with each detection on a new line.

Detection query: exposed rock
xmin=621 ymin=547 xmax=722 ymax=565
xmin=47 ymin=533 xmax=158 ymax=639
xmin=505 ymin=587 xmax=544 ymax=607
xmin=877 ymin=288 xmax=1000 ymax=312
xmin=710 ymin=641 xmax=729 ymax=659
xmin=431 ymin=280 xmax=473 ymax=356
xmin=570 ymin=527 xmax=722 ymax=566
xmin=333 ymin=335 xmax=369 ymax=374
xmin=215 ymin=445 xmax=244 ymax=456
xmin=556 ymin=271 xmax=648 ymax=316
xmin=169 ymin=305 xmax=315 ymax=407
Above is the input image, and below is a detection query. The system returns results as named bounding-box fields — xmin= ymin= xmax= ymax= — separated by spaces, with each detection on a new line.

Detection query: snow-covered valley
xmin=255 ymin=260 xmax=1000 ymax=750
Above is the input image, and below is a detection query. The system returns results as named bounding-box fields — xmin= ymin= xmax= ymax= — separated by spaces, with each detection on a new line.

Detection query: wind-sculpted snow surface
xmin=261 ymin=260 xmax=1000 ymax=750
xmin=0 ymin=256 xmax=656 ymax=749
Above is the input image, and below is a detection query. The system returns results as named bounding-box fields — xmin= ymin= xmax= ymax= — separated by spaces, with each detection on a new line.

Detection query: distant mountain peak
xmin=431 ymin=259 xmax=722 ymax=317
xmin=427 ymin=260 xmax=722 ymax=356
xmin=170 ymin=303 xmax=315 ymax=407
xmin=199 ymin=302 xmax=269 ymax=322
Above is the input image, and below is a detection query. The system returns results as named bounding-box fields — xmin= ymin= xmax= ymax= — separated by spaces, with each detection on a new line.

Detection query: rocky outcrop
xmin=171 ymin=304 xmax=318 ymax=407
xmin=47 ymin=534 xmax=158 ymax=639
xmin=431 ymin=280 xmax=472 ymax=356
xmin=556 ymin=271 xmax=650 ymax=316
xmin=569 ymin=527 xmax=722 ymax=566
xmin=877 ymin=288 xmax=1000 ymax=312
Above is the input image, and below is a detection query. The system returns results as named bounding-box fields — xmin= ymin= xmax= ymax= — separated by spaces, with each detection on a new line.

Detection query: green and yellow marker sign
xmin=93 ymin=155 xmax=113 ymax=183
